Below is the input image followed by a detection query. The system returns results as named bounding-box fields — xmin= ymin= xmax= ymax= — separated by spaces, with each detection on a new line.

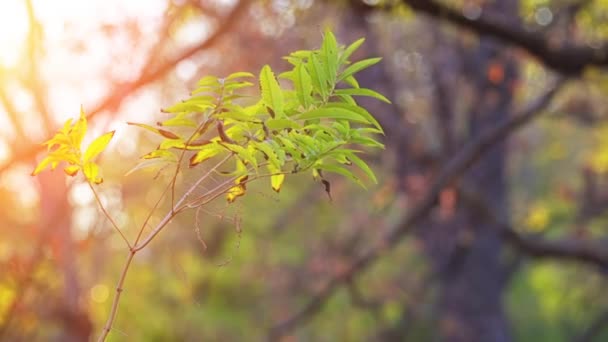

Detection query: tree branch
xmin=502 ymin=229 xmax=608 ymax=268
xmin=0 ymin=0 xmax=249 ymax=175
xmin=355 ymin=0 xmax=603 ymax=75
xmin=269 ymin=78 xmax=566 ymax=340
xmin=459 ymin=185 xmax=608 ymax=269
xmin=574 ymin=309 xmax=608 ymax=342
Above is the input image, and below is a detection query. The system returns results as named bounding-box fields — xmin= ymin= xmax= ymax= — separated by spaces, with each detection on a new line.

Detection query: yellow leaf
xmin=71 ymin=106 xmax=88 ymax=147
xmin=226 ymin=175 xmax=248 ymax=203
xmin=64 ymin=164 xmax=80 ymax=176
xmin=83 ymin=162 xmax=103 ymax=184
xmin=525 ymin=203 xmax=550 ymax=232
xmin=226 ymin=185 xmax=245 ymax=203
xmin=31 ymin=156 xmax=52 ymax=176
xmin=83 ymin=131 xmax=115 ymax=162
xmin=189 ymin=145 xmax=220 ymax=167
xmin=271 ymin=174 xmax=285 ymax=192
xmin=44 ymin=133 xmax=71 ymax=151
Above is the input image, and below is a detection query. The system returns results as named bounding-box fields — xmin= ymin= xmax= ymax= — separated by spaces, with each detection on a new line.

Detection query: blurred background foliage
xmin=1 ymin=0 xmax=608 ymax=341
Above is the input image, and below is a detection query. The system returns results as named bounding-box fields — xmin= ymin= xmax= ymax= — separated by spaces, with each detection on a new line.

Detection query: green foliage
xmin=32 ymin=30 xmax=386 ymax=201
xmin=125 ymin=30 xmax=387 ymax=200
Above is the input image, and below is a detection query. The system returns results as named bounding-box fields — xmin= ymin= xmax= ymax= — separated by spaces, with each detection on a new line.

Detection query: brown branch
xmin=0 ymin=0 xmax=249 ymax=175
xmin=459 ymin=186 xmax=608 ymax=269
xmin=354 ymin=0 xmax=603 ymax=75
xmin=268 ymin=78 xmax=565 ymax=340
xmin=574 ymin=309 xmax=608 ymax=342
xmin=502 ymin=230 xmax=608 ymax=268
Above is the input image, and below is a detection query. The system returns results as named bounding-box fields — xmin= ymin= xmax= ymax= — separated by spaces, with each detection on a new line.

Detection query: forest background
xmin=1 ymin=0 xmax=608 ymax=341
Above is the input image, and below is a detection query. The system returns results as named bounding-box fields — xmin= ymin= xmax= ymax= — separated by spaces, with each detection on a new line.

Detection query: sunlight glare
xmin=0 ymin=1 xmax=29 ymax=68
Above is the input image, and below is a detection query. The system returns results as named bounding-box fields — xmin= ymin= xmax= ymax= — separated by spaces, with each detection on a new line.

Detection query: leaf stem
xmin=97 ymin=251 xmax=134 ymax=342
xmin=88 ymin=181 xmax=132 ymax=249
xmin=97 ymin=153 xmax=232 ymax=340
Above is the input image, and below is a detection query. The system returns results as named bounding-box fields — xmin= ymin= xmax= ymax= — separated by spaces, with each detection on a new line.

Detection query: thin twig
xmin=97 ymin=252 xmax=135 ymax=342
xmin=88 ymin=182 xmax=132 ymax=249
xmin=135 ymin=154 xmax=234 ymax=252
xmin=133 ymin=180 xmax=172 ymax=246
xmin=97 ymin=153 xmax=233 ymax=341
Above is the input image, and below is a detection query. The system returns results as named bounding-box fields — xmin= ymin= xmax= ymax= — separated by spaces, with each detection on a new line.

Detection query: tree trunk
xmin=424 ymin=1 xmax=520 ymax=341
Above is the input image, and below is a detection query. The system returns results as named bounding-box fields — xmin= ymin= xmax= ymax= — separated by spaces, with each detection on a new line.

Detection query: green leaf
xmin=338 ymin=57 xmax=382 ymax=82
xmin=290 ymin=50 xmax=313 ymax=59
xmin=334 ymin=88 xmax=391 ymax=103
xmin=308 ymin=53 xmax=329 ymax=99
xmin=295 ymin=106 xmax=372 ymax=126
xmin=340 ymin=38 xmax=365 ymax=65
xmin=324 ymin=103 xmax=383 ymax=132
xmin=198 ymin=75 xmax=219 ymax=87
xmin=223 ymin=81 xmax=254 ymax=92
xmin=321 ymin=30 xmax=339 ymax=85
xmin=254 ymin=141 xmax=281 ymax=169
xmin=266 ymin=118 xmax=301 ymax=130
xmin=343 ymin=75 xmax=359 ymax=88
xmin=215 ymin=109 xmax=260 ymax=122
xmin=343 ymin=151 xmax=377 ymax=183
xmin=316 ymin=163 xmax=365 ymax=188
xmin=162 ymin=96 xmax=215 ymax=113
xmin=336 ymin=94 xmax=357 ymax=106
xmin=221 ymin=143 xmax=258 ymax=167
xmin=83 ymin=131 xmax=115 ymax=163
xmin=158 ymin=116 xmax=197 ymax=127
xmin=293 ymin=63 xmax=313 ymax=108
xmin=351 ymin=135 xmax=385 ymax=149
xmin=225 ymin=72 xmax=255 ymax=81
xmin=260 ymin=65 xmax=284 ymax=117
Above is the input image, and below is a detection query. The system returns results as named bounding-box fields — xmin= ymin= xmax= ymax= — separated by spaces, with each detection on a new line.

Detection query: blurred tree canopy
xmin=1 ymin=0 xmax=608 ymax=341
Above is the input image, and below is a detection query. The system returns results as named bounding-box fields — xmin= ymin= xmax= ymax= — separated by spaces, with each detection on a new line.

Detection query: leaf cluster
xmin=33 ymin=31 xmax=388 ymax=202
xmin=127 ymin=31 xmax=387 ymax=201
xmin=32 ymin=107 xmax=114 ymax=184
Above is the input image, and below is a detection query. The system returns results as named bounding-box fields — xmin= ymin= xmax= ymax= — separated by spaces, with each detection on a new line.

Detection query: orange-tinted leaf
xmin=159 ymin=129 xmax=180 ymax=139
xmin=127 ymin=122 xmax=178 ymax=139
